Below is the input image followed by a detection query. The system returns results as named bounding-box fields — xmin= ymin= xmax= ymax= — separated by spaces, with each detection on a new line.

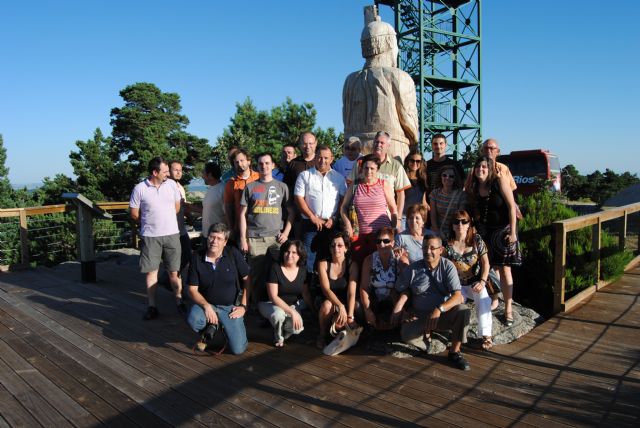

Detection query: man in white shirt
xmin=294 ymin=145 xmax=347 ymax=273
xmin=333 ymin=136 xmax=362 ymax=180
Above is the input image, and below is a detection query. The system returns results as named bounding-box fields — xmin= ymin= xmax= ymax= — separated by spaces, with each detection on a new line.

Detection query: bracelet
xmin=237 ymin=303 xmax=246 ymax=309
xmin=347 ymin=316 xmax=355 ymax=320
xmin=480 ymin=279 xmax=487 ymax=284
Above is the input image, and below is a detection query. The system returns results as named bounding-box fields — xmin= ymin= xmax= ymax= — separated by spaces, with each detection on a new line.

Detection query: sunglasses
xmin=376 ymin=238 xmax=392 ymax=244
xmin=408 ymin=159 xmax=422 ymax=164
xmin=441 ymin=173 xmax=455 ymax=179
xmin=452 ymin=219 xmax=470 ymax=225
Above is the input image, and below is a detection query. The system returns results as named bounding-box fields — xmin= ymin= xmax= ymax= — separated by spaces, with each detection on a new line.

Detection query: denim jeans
xmin=187 ymin=304 xmax=248 ymax=355
xmin=258 ymin=300 xmax=306 ymax=343
xmin=301 ymin=219 xmax=334 ymax=273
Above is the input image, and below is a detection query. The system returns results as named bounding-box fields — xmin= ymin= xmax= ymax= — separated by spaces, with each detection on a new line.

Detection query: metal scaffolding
xmin=377 ymin=0 xmax=481 ymax=161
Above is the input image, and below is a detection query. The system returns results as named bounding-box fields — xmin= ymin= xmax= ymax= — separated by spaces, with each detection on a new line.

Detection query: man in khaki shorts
xmin=130 ymin=157 xmax=185 ymax=320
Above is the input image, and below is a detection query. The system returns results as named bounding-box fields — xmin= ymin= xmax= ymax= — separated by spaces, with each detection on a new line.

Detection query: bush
xmin=516 ymin=190 xmax=634 ymax=316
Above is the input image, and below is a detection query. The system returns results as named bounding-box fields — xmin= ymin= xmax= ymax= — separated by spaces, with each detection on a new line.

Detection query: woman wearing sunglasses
xmin=467 ymin=156 xmax=521 ymax=327
xmin=360 ymin=227 xmax=400 ymax=330
xmin=401 ymin=150 xmax=429 ymax=230
xmin=445 ymin=210 xmax=493 ymax=350
xmin=429 ymin=165 xmax=466 ymax=239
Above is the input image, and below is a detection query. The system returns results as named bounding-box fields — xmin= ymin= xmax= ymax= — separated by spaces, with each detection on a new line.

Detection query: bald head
xmin=482 ymin=138 xmax=501 ymax=160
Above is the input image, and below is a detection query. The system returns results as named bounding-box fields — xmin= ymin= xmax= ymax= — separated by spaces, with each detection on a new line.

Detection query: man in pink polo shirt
xmin=130 ymin=157 xmax=184 ymax=320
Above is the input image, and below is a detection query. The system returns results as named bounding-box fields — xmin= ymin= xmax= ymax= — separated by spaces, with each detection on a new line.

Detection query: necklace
xmin=479 ymin=182 xmax=492 ymax=226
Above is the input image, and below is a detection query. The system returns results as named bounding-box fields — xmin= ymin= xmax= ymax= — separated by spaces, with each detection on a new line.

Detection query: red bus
xmin=497 ymin=150 xmax=561 ymax=197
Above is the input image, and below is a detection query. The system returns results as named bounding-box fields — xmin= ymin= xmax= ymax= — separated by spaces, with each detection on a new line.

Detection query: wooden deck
xmin=0 ymin=256 xmax=638 ymax=427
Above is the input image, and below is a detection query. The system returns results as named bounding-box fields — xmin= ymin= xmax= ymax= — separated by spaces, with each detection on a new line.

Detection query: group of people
xmin=129 ymin=131 xmax=522 ymax=371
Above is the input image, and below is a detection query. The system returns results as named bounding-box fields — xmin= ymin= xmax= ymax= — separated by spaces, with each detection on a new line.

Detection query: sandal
xmin=504 ymin=311 xmax=514 ymax=327
xmin=490 ymin=294 xmax=500 ymax=311
xmin=481 ymin=336 xmax=493 ymax=351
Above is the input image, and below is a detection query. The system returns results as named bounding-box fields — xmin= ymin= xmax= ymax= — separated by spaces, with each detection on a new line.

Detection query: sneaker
xmin=143 ymin=306 xmax=158 ymax=320
xmin=448 ymin=352 xmax=471 ymax=371
xmin=177 ymin=300 xmax=187 ymax=316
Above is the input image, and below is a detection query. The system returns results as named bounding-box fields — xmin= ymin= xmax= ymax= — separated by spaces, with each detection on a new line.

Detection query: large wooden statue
xmin=343 ymin=6 xmax=419 ymax=162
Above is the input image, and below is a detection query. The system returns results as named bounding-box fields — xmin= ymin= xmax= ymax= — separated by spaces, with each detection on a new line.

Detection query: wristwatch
xmin=438 ymin=304 xmax=446 ymax=313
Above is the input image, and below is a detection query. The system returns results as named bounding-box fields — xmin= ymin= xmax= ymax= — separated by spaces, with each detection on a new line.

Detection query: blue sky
xmin=1 ymin=0 xmax=638 ymax=185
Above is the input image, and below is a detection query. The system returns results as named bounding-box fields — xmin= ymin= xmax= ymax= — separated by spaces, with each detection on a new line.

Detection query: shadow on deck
xmin=0 ymin=256 xmax=638 ymax=427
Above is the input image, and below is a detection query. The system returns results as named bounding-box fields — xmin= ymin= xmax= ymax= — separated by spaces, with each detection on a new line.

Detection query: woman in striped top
xmin=340 ymin=154 xmax=398 ymax=266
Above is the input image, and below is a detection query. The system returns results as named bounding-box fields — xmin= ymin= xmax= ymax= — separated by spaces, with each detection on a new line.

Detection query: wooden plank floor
xmin=0 ymin=257 xmax=638 ymax=427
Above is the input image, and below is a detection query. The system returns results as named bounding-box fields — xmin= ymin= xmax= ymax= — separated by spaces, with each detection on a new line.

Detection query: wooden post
xmin=592 ymin=219 xmax=601 ymax=289
xmin=619 ymin=210 xmax=627 ymax=252
xmin=76 ymin=204 xmax=96 ymax=282
xmin=553 ymin=222 xmax=567 ymax=314
xmin=19 ymin=209 xmax=29 ymax=266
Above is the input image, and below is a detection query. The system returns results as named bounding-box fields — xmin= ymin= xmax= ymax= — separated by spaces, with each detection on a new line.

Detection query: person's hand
xmin=402 ymin=310 xmax=417 ymax=323
xmin=506 ymin=231 xmax=518 ymax=245
xmin=276 ymin=232 xmax=289 ymax=244
xmin=229 ymin=305 xmax=246 ymax=319
xmin=472 ymin=280 xmax=485 ymax=293
xmin=324 ymin=217 xmax=334 ymax=229
xmin=343 ymin=223 xmax=353 ymax=238
xmin=204 ymin=304 xmax=218 ymax=325
xmin=239 ymin=237 xmax=249 ymax=253
xmin=426 ymin=307 xmax=441 ymax=332
xmin=291 ymin=310 xmax=303 ymax=331
xmin=335 ymin=305 xmax=348 ymax=327
xmin=311 ymin=215 xmax=324 ymax=231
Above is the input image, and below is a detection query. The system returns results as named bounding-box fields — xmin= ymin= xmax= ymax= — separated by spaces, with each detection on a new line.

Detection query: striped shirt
xmin=353 ymin=179 xmax=392 ymax=235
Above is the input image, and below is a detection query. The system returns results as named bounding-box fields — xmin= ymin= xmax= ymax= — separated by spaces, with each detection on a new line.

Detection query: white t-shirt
xmin=201 ymin=182 xmax=226 ymax=237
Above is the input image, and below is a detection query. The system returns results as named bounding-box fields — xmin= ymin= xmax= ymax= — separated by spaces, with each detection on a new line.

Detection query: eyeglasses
xmin=423 ymin=246 xmax=442 ymax=252
xmin=485 ymin=146 xmax=499 ymax=151
xmin=376 ymin=238 xmax=392 ymax=244
xmin=441 ymin=173 xmax=455 ymax=179
xmin=452 ymin=219 xmax=470 ymax=225
xmin=408 ymin=159 xmax=422 ymax=164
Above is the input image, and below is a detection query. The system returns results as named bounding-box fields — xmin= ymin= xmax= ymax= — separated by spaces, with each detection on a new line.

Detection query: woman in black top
xmin=316 ymin=231 xmax=359 ymax=348
xmin=467 ymin=156 xmax=521 ymax=327
xmin=258 ymin=240 xmax=312 ymax=347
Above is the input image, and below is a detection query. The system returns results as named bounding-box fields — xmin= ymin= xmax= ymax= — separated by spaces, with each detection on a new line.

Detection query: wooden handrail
xmin=553 ymin=202 xmax=640 ymax=314
xmin=0 ymin=201 xmax=133 ymax=270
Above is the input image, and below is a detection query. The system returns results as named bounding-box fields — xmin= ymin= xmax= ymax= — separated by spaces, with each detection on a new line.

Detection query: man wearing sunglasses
xmin=394 ymin=234 xmax=471 ymax=370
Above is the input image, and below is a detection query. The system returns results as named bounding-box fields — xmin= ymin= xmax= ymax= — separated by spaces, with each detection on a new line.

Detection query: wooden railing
xmin=0 ymin=202 xmax=132 ymax=270
xmin=553 ymin=202 xmax=640 ymax=314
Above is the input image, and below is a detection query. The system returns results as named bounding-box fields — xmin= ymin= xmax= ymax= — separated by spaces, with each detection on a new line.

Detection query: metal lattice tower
xmin=376 ymin=0 xmax=481 ymax=161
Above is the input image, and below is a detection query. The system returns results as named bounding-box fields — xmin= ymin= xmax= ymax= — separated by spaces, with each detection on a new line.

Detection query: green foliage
xmin=71 ymin=83 xmax=212 ymax=201
xmin=213 ymin=97 xmax=342 ymax=171
xmin=562 ymin=164 xmax=639 ymax=205
xmin=517 ymin=189 xmax=635 ymax=315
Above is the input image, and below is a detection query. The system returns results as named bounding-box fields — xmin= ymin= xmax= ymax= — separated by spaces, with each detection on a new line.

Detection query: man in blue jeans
xmin=187 ymin=222 xmax=250 ymax=354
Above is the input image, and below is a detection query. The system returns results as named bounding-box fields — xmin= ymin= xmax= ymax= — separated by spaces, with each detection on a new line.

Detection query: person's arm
xmin=498 ymin=176 xmax=518 ymax=243
xmin=295 ymin=195 xmax=323 ymax=230
xmin=426 ymin=289 xmax=463 ymax=332
xmin=278 ymin=204 xmax=294 ymax=243
xmin=340 ymin=185 xmax=355 ymax=237
xmin=429 ymin=192 xmax=439 ymax=233
xmin=238 ymin=205 xmax=249 ymax=253
xmin=346 ymin=261 xmax=359 ymax=326
xmin=175 ymin=200 xmax=181 ymax=214
xmin=395 ymin=191 xmax=405 ymax=230
xmin=189 ymin=285 xmax=219 ymax=325
xmin=130 ymin=207 xmax=140 ymax=222
xmin=383 ymin=181 xmax=399 ymax=229
xmin=473 ymin=251 xmax=491 ymax=293
xmin=359 ymin=255 xmax=376 ymax=326
xmin=230 ymin=274 xmax=249 ymax=319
